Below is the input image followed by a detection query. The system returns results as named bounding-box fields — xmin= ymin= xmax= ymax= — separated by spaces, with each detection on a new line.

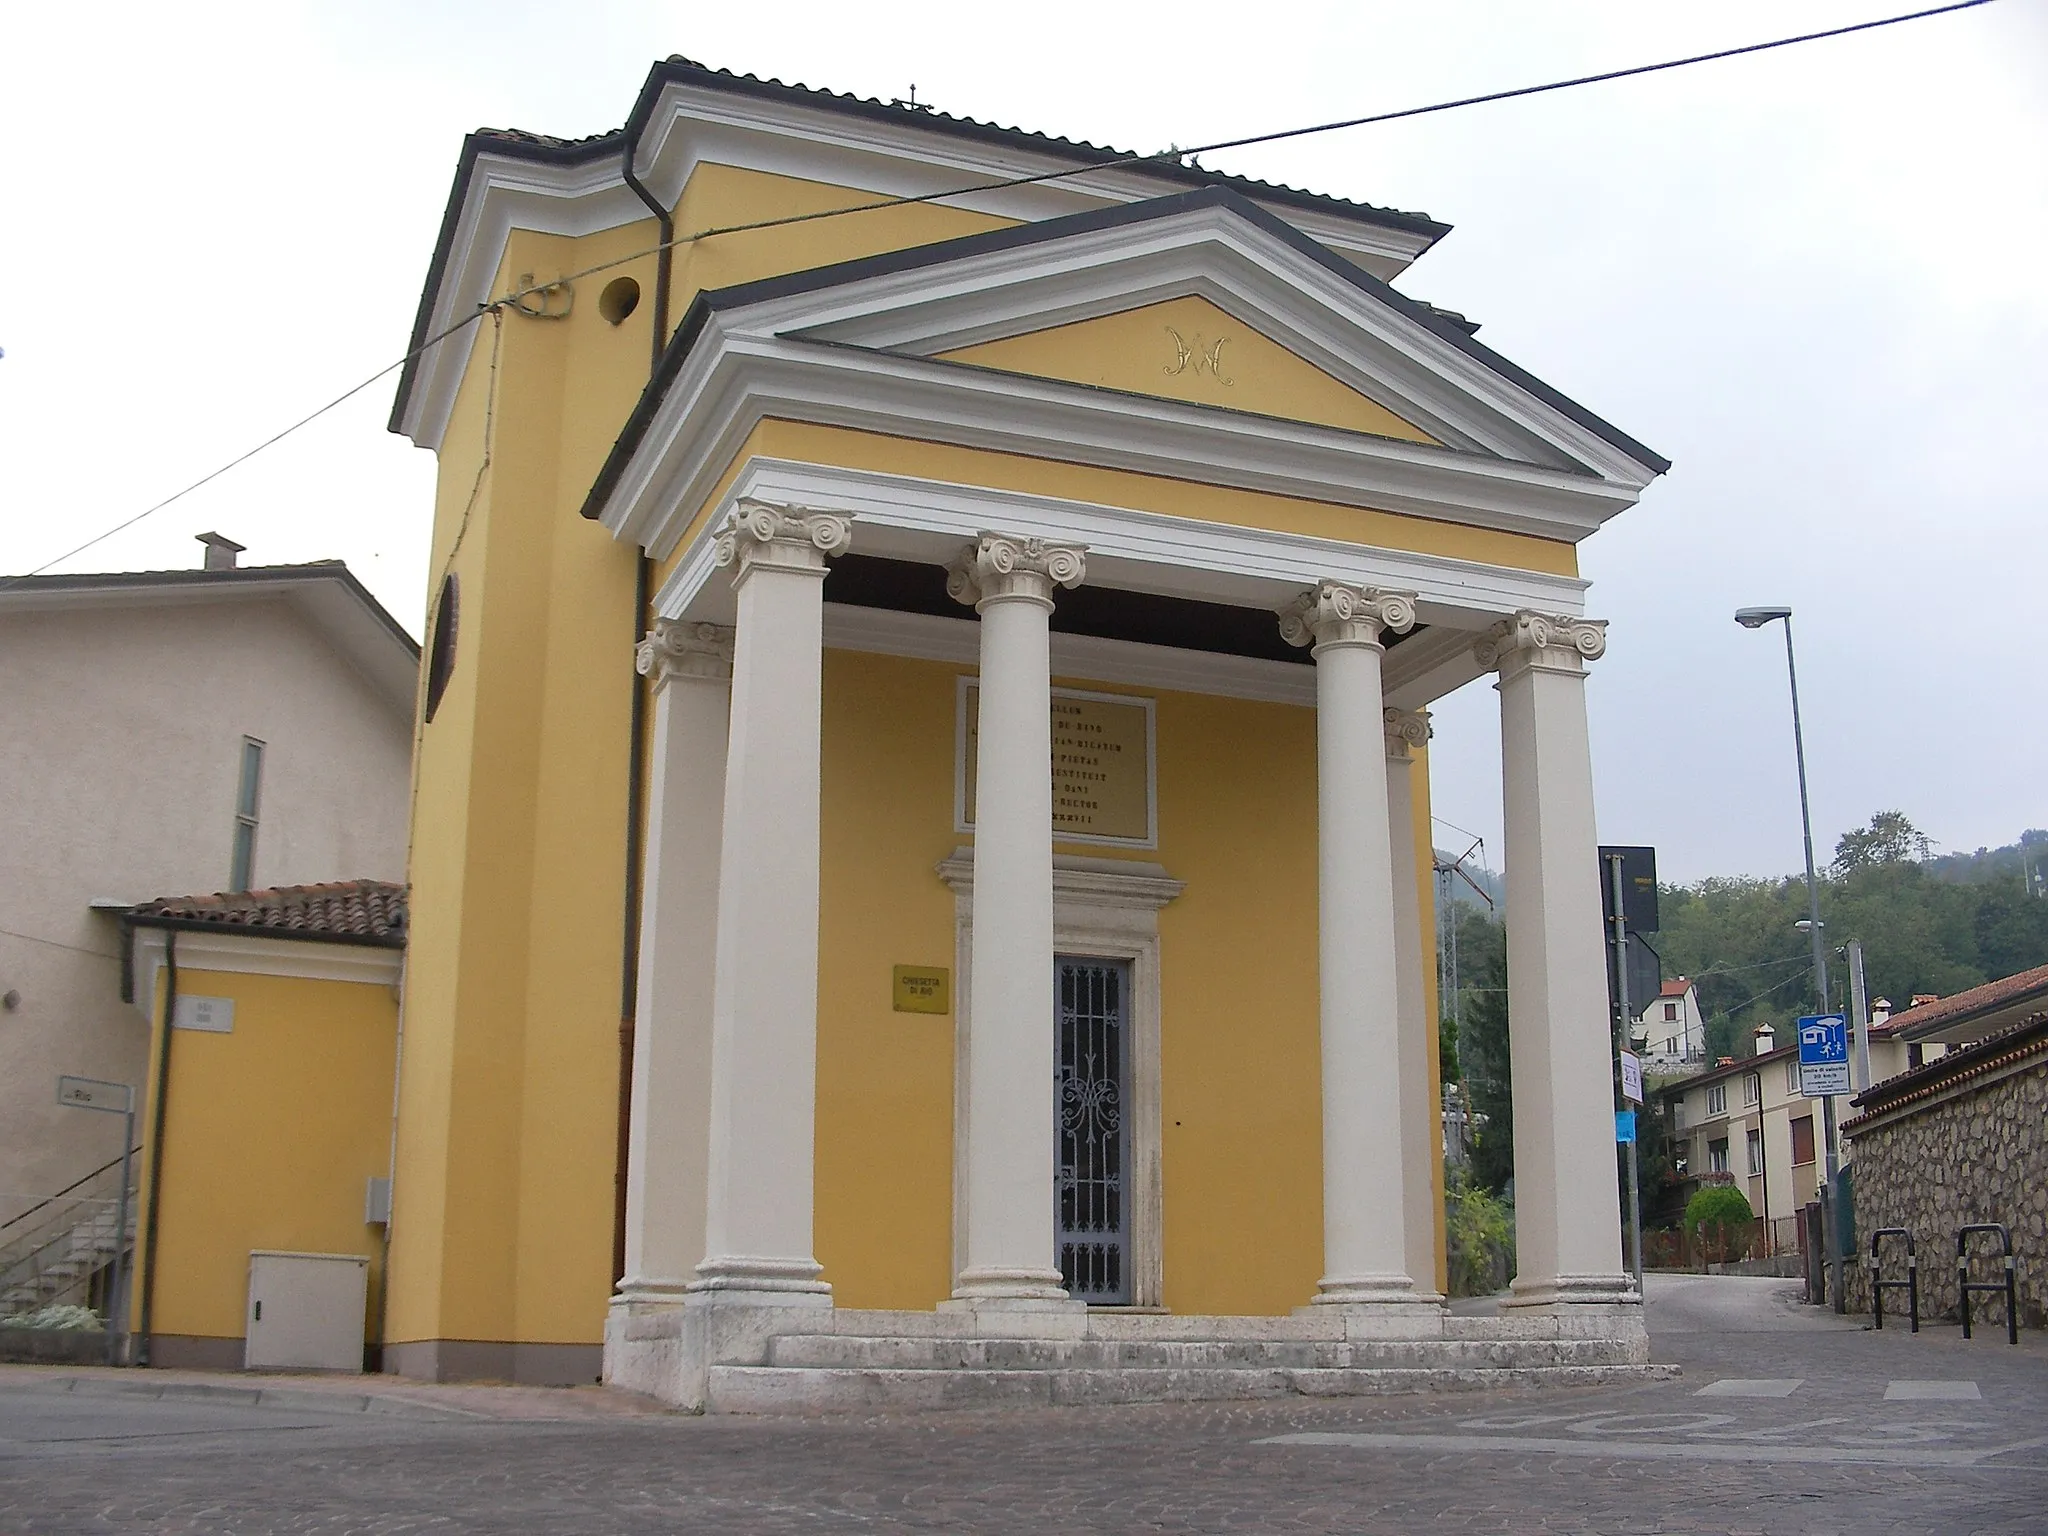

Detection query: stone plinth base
xmin=603 ymin=1297 xmax=1662 ymax=1413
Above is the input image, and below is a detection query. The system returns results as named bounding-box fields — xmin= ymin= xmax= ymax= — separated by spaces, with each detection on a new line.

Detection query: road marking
xmin=1886 ymin=1380 xmax=1981 ymax=1401
xmin=1695 ymin=1379 xmax=1803 ymax=1397
xmin=1254 ymin=1430 xmax=2032 ymax=1469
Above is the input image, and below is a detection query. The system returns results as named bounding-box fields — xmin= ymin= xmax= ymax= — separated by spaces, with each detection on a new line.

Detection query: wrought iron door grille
xmin=1056 ymin=958 xmax=1129 ymax=1303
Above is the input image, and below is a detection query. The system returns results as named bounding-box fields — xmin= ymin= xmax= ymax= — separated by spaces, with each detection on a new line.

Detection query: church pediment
xmin=704 ymin=188 xmax=1661 ymax=484
xmin=583 ymin=188 xmax=1664 ymax=555
xmin=935 ymin=296 xmax=1441 ymax=447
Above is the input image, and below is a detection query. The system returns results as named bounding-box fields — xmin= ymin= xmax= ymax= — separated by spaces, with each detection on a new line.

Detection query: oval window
xmin=424 ymin=573 xmax=459 ymax=722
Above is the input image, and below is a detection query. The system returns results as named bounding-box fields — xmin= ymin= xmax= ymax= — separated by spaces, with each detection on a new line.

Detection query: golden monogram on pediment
xmin=1162 ymin=326 xmax=1233 ymax=387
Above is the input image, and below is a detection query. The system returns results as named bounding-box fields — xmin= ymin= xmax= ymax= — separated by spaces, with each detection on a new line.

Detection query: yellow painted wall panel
xmin=671 ymin=163 xmax=1012 ymax=320
xmin=815 ymin=651 xmax=962 ymax=1308
xmin=941 ymin=295 xmax=1438 ymax=445
xmin=808 ymin=655 xmax=1327 ymax=1316
xmin=139 ymin=968 xmax=396 ymax=1347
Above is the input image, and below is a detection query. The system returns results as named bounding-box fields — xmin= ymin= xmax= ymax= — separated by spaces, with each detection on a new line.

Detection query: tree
xmin=1460 ymin=932 xmax=1515 ymax=1197
xmin=1831 ymin=809 xmax=1931 ymax=877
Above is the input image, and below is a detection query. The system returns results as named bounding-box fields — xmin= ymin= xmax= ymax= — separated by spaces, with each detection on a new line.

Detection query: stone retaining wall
xmin=1843 ymin=1054 xmax=2047 ymax=1327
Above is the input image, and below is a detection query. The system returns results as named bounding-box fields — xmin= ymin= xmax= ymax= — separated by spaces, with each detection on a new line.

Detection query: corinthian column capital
xmin=1472 ymin=611 xmax=1608 ymax=676
xmin=713 ymin=499 xmax=853 ymax=581
xmin=1278 ymin=582 xmax=1417 ymax=653
xmin=945 ymin=532 xmax=1086 ymax=611
xmin=1383 ymin=706 xmax=1432 ymax=759
xmin=636 ymin=619 xmax=735 ymax=690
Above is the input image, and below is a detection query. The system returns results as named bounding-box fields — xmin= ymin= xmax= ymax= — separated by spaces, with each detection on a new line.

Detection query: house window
xmin=1747 ymin=1128 xmax=1765 ymax=1175
xmin=1743 ymin=1072 xmax=1761 ymax=1108
xmin=1785 ymin=1059 xmax=1801 ymax=1095
xmin=1672 ymin=1100 xmax=1684 ymax=1131
xmin=230 ymin=737 xmax=264 ymax=890
xmin=1667 ymin=1037 xmax=1679 ymax=1055
xmin=1707 ymin=1084 xmax=1727 ymax=1116
xmin=1663 ymin=1002 xmax=1679 ymax=1022
xmin=1791 ymin=1115 xmax=1816 ymax=1167
xmin=1708 ymin=1138 xmax=1730 ymax=1174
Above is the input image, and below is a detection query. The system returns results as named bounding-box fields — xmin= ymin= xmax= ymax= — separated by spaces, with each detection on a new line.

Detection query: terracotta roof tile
xmin=129 ymin=881 xmax=407 ymax=946
xmin=1871 ymin=962 xmax=2048 ymax=1039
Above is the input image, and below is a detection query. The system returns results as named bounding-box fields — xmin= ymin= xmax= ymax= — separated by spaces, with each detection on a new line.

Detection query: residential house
xmin=0 ymin=541 xmax=415 ymax=1237
xmin=1633 ymin=976 xmax=1706 ymax=1072
xmin=1660 ymin=1026 xmax=1829 ymax=1236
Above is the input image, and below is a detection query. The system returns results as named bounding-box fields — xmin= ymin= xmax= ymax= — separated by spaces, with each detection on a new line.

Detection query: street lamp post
xmin=1735 ymin=605 xmax=1842 ymax=1298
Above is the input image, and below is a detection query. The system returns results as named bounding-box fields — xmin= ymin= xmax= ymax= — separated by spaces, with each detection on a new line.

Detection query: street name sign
xmin=1797 ymin=1013 xmax=1850 ymax=1097
xmin=1620 ymin=1050 xmax=1644 ymax=1105
xmin=57 ymin=1075 xmax=132 ymax=1113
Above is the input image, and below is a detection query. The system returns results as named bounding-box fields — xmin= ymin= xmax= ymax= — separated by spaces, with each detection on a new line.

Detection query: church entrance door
xmin=1055 ymin=956 xmax=1130 ymax=1304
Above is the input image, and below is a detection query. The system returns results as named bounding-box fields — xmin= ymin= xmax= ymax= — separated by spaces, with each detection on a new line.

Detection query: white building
xmin=1633 ymin=976 xmax=1707 ymax=1072
xmin=0 ymin=539 xmax=416 ymax=1225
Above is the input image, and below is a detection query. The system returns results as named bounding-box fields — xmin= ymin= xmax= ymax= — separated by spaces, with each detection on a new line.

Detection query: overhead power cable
xmin=6 ymin=0 xmax=1999 ymax=585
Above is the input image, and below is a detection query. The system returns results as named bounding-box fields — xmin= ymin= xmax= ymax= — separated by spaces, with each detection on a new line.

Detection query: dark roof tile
xmin=129 ymin=881 xmax=407 ymax=946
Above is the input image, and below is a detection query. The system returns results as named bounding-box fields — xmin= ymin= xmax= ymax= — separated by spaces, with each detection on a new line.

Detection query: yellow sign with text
xmin=892 ymin=966 xmax=952 ymax=1015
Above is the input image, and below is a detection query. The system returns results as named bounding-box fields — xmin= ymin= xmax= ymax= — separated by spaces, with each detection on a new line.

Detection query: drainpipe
xmin=135 ymin=929 xmax=178 ymax=1367
xmin=612 ymin=135 xmax=669 ymax=1285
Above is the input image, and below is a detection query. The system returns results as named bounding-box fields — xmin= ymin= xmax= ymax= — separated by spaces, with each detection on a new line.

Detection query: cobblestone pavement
xmin=5 ymin=1277 xmax=2044 ymax=1534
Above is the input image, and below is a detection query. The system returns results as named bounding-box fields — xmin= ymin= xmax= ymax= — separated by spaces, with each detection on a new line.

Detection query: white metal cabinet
xmin=243 ymin=1251 xmax=368 ymax=1372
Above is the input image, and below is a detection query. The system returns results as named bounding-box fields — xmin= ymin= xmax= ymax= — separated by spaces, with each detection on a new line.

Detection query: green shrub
xmin=1684 ymin=1185 xmax=1756 ymax=1264
xmin=1445 ymin=1177 xmax=1516 ymax=1298
xmin=1684 ymin=1184 xmax=1754 ymax=1232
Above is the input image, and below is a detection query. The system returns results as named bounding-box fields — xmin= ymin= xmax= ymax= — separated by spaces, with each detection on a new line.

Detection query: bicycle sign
xmin=1797 ymin=1013 xmax=1850 ymax=1097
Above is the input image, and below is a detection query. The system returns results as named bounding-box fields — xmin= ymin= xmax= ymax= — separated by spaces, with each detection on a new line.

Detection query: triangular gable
xmin=937 ymin=296 xmax=1440 ymax=446
xmin=582 ymin=187 xmax=1666 ymax=548
xmin=717 ymin=189 xmax=1663 ymax=485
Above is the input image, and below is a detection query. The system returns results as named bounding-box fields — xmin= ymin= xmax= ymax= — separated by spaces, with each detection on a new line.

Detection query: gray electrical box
xmin=364 ymin=1176 xmax=392 ymax=1226
xmin=244 ymin=1251 xmax=368 ymax=1372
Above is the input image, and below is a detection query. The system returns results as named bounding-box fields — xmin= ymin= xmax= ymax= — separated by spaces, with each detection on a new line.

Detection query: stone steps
xmin=763 ymin=1333 xmax=1637 ymax=1372
xmin=707 ymin=1360 xmax=1674 ymax=1414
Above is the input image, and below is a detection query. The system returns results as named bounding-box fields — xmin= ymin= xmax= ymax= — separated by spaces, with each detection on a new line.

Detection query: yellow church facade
xmin=382 ymin=59 xmax=1667 ymax=1406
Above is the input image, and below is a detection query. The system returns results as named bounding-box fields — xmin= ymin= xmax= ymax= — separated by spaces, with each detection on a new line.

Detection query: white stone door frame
xmin=938 ymin=849 xmax=1183 ymax=1310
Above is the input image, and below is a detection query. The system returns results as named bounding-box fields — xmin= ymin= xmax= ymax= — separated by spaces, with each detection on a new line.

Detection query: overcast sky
xmin=3 ymin=0 xmax=2041 ymax=884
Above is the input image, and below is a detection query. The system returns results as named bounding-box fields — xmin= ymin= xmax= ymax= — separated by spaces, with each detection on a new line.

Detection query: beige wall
xmin=0 ymin=596 xmax=412 ymax=1219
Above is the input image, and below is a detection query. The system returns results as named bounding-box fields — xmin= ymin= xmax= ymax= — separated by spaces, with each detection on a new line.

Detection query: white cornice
xmin=660 ymin=459 xmax=1586 ymax=701
xmin=128 ymin=927 xmax=402 ymax=1019
xmin=608 ymin=327 xmax=1635 ymax=559
xmin=397 ymin=95 xmax=1438 ymax=451
xmin=399 ymin=148 xmax=647 ymax=448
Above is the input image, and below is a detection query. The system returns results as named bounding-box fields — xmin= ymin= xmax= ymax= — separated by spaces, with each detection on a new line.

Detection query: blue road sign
xmin=1615 ymin=1110 xmax=1637 ymax=1144
xmin=1797 ymin=1013 xmax=1850 ymax=1097
xmin=1798 ymin=1014 xmax=1848 ymax=1063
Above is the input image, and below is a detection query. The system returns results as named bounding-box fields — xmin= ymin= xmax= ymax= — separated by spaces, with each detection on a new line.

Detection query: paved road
xmin=5 ymin=1276 xmax=2043 ymax=1533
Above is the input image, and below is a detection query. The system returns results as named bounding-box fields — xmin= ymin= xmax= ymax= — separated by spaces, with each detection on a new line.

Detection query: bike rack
xmin=1957 ymin=1224 xmax=2019 ymax=1345
xmin=1869 ymin=1227 xmax=1918 ymax=1332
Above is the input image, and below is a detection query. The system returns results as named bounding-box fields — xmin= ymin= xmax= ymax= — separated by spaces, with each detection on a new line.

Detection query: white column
xmin=1279 ymin=581 xmax=1430 ymax=1311
xmin=946 ymin=532 xmax=1085 ymax=1305
xmin=617 ymin=620 xmax=734 ymax=1303
xmin=1477 ymin=611 xmax=1634 ymax=1310
xmin=690 ymin=501 xmax=851 ymax=1304
xmin=1384 ymin=707 xmax=1444 ymax=1302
